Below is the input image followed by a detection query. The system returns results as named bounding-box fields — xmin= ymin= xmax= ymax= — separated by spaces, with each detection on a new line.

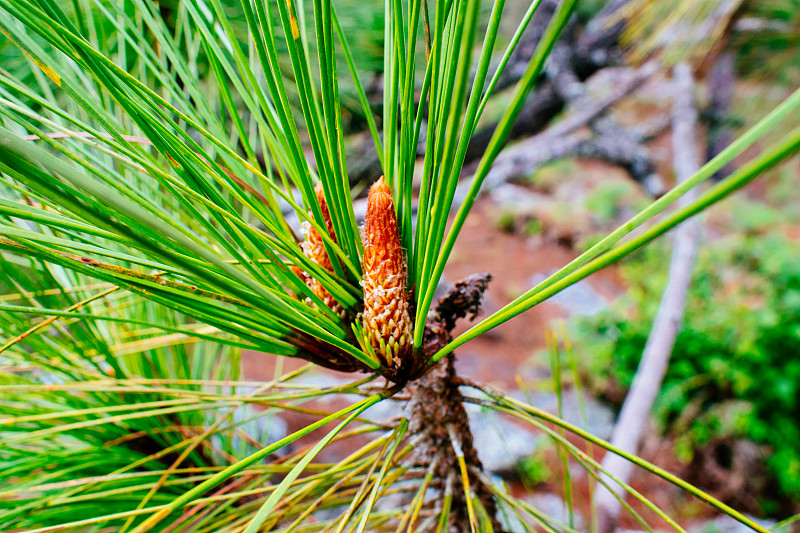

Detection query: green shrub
xmin=583 ymin=181 xmax=636 ymax=224
xmin=518 ymin=438 xmax=553 ymax=487
xmin=574 ymin=223 xmax=800 ymax=505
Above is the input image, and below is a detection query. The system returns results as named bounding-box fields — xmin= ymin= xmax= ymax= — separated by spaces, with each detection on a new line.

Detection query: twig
xmin=539 ymin=62 xmax=659 ymax=142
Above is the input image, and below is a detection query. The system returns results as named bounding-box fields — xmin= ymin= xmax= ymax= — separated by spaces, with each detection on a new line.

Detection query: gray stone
xmin=210 ymin=404 xmax=288 ymax=459
xmin=497 ymin=508 xmax=530 ymax=533
xmin=689 ymin=515 xmax=779 ymax=533
xmin=528 ymin=271 xmax=609 ymax=317
xmin=466 ymin=402 xmax=540 ymax=475
xmin=490 ymin=183 xmax=548 ymax=211
xmin=525 ymin=492 xmax=585 ymax=531
xmin=361 ymin=396 xmax=405 ymax=421
xmin=508 ymin=388 xmax=616 ymax=441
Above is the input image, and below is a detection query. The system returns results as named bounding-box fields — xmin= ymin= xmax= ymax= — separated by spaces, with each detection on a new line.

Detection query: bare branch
xmin=595 ymin=61 xmax=703 ymax=533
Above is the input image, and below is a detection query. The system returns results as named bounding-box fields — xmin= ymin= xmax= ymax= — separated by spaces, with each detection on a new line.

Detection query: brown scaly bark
xmin=407 ymin=355 xmax=501 ymax=532
xmin=406 ymin=273 xmax=501 ymax=532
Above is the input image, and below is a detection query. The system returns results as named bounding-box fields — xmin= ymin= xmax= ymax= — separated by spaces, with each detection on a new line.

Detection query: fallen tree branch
xmin=349 ymin=0 xmax=633 ymax=185
xmin=595 ymin=61 xmax=703 ymax=533
xmin=475 ymin=62 xmax=663 ymax=195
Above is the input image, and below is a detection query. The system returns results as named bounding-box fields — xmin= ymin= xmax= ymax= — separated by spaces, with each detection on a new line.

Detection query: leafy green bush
xmin=517 ymin=438 xmax=553 ymax=487
xmin=574 ymin=211 xmax=800 ymax=506
xmin=583 ymin=180 xmax=639 ymax=224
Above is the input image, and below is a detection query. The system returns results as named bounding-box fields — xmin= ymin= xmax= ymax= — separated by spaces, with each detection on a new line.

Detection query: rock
xmin=509 ymin=388 xmax=616 ymax=441
xmin=465 ymin=402 xmax=540 ymax=475
xmin=528 ymin=271 xmax=610 ymax=316
xmin=496 ymin=488 xmax=587 ymax=532
xmin=497 ymin=507 xmax=529 ymax=533
xmin=290 ymin=372 xmax=351 ymax=389
xmin=211 ymin=403 xmax=288 ymax=459
xmin=642 ymin=172 xmax=667 ymax=197
xmin=458 ymin=387 xmax=615 ymax=475
xmin=362 ymin=396 xmax=405 ymax=421
xmin=689 ymin=515 xmax=778 ymax=533
xmin=490 ymin=183 xmax=548 ymax=211
xmin=525 ymin=492 xmax=585 ymax=531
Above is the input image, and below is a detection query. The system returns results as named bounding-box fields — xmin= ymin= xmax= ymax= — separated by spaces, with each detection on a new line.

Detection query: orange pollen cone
xmin=298 ymin=183 xmax=344 ymax=317
xmin=361 ymin=176 xmax=413 ymax=367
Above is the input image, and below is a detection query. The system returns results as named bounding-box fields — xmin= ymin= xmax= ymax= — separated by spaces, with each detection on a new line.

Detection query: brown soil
xmin=442 ymin=194 xmax=625 ymax=389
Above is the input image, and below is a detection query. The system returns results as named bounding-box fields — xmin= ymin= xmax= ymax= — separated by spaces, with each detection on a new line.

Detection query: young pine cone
xmin=361 ymin=176 xmax=413 ymax=368
xmin=295 ymin=183 xmax=345 ymax=318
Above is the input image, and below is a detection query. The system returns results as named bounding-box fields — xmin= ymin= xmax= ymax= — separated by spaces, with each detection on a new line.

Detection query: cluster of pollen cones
xmin=293 ymin=184 xmax=346 ymax=319
xmin=295 ymin=177 xmax=413 ymax=370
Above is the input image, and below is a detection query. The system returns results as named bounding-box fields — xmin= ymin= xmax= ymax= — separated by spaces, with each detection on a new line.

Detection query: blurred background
xmin=235 ymin=0 xmax=800 ymax=529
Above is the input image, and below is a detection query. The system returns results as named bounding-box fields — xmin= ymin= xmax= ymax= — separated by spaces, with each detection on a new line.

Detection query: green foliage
xmin=524 ymin=218 xmax=544 ymax=236
xmin=493 ymin=210 xmax=542 ymax=236
xmin=573 ymin=216 xmax=800 ymax=503
xmin=573 ymin=0 xmax=607 ymax=23
xmin=518 ymin=438 xmax=553 ymax=487
xmin=733 ymin=0 xmax=800 ymax=86
xmin=583 ymin=181 xmax=638 ymax=224
xmin=495 ymin=210 xmax=518 ymax=233
xmin=528 ymin=158 xmax=575 ymax=189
